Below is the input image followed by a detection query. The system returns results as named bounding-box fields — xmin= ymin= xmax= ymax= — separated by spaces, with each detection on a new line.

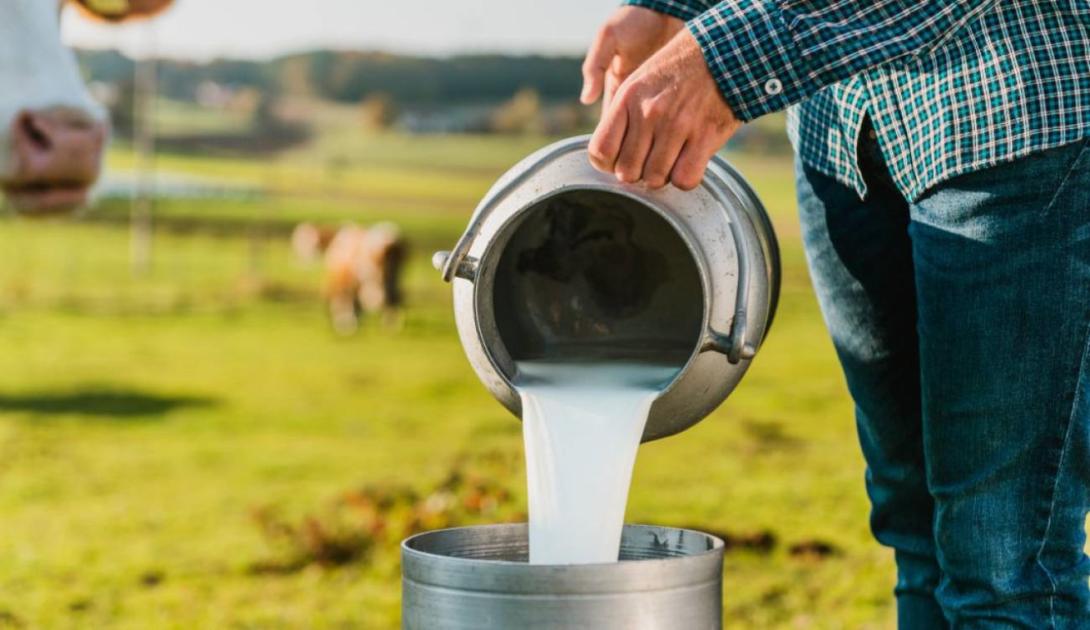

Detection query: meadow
xmin=0 ymin=117 xmax=896 ymax=628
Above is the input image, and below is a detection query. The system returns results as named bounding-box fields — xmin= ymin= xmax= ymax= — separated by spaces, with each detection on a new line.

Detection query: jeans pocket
xmin=1043 ymin=138 xmax=1090 ymax=215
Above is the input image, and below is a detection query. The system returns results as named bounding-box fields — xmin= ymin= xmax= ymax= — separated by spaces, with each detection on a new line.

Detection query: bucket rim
xmin=401 ymin=523 xmax=725 ymax=595
xmin=401 ymin=522 xmax=724 ymax=567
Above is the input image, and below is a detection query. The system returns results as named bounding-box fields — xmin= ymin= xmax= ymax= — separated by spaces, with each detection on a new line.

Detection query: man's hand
xmin=580 ymin=7 xmax=685 ymax=112
xmin=587 ymin=29 xmax=741 ymax=191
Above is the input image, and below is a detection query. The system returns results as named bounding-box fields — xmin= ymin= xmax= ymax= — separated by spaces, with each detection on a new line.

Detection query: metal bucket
xmin=401 ymin=524 xmax=724 ymax=630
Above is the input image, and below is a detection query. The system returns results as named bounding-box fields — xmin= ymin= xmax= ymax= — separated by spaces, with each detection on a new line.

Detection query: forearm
xmin=688 ymin=0 xmax=1000 ymax=121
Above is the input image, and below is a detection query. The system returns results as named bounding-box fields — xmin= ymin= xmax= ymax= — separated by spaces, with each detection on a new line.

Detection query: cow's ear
xmin=71 ymin=0 xmax=174 ymax=22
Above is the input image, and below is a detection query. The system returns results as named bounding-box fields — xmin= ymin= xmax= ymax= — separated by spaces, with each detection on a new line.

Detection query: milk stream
xmin=516 ymin=360 xmax=679 ymax=565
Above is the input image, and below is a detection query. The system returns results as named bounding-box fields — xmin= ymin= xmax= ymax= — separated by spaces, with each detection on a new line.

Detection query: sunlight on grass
xmin=0 ymin=133 xmax=895 ymax=629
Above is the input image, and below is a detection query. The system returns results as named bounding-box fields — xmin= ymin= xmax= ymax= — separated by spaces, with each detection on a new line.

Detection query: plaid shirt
xmin=623 ymin=0 xmax=1090 ymax=200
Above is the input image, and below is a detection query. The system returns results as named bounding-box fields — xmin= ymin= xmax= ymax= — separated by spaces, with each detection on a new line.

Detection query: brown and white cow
xmin=292 ymin=222 xmax=408 ymax=334
xmin=0 ymin=0 xmax=173 ymax=215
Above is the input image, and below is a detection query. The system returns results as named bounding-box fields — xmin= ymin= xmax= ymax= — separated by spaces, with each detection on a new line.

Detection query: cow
xmin=0 ymin=0 xmax=174 ymax=216
xmin=292 ymin=222 xmax=408 ymax=334
xmin=291 ymin=222 xmax=339 ymax=264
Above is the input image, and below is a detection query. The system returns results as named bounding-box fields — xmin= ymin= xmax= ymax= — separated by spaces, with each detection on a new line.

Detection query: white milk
xmin=516 ymin=360 xmax=679 ymax=565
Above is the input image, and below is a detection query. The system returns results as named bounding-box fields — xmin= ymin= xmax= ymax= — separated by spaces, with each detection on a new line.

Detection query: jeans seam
xmin=1042 ymin=139 xmax=1090 ymax=216
xmin=1032 ymin=304 xmax=1090 ymax=629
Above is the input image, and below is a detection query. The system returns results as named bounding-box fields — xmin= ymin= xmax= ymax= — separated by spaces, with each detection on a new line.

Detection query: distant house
xmin=399 ymin=104 xmax=494 ymax=134
xmin=196 ymin=81 xmax=235 ymax=109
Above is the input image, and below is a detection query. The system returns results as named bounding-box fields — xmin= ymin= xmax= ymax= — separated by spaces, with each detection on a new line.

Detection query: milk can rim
xmin=468 ymin=182 xmax=714 ymax=404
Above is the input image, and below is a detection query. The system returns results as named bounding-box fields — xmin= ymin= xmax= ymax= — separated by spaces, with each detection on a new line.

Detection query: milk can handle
xmin=436 ymin=137 xmax=590 ymax=283
xmin=698 ymin=159 xmax=764 ymax=365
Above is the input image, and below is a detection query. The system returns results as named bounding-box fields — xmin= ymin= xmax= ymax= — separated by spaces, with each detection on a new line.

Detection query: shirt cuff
xmin=622 ymin=0 xmax=707 ymax=22
xmin=688 ymin=0 xmax=812 ymax=122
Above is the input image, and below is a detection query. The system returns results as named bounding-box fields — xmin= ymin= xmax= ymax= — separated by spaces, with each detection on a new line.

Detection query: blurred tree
xmin=108 ymin=78 xmax=137 ymax=138
xmin=253 ymin=92 xmax=283 ymax=132
xmin=78 ymin=49 xmax=583 ymax=108
xmin=229 ymin=87 xmax=262 ymax=117
xmin=545 ymin=102 xmax=596 ymax=135
xmin=278 ymin=56 xmax=313 ymax=97
xmin=359 ymin=93 xmax=399 ymax=132
xmin=490 ymin=88 xmax=544 ymax=135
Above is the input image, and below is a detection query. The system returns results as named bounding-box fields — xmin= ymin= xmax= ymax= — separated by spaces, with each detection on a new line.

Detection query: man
xmin=582 ymin=1 xmax=1090 ymax=628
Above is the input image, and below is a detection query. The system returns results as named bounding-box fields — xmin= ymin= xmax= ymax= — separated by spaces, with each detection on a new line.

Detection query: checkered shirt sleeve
xmin=624 ymin=1 xmax=1090 ymax=201
xmin=623 ymin=0 xmax=711 ymax=21
xmin=628 ymin=0 xmax=999 ymax=122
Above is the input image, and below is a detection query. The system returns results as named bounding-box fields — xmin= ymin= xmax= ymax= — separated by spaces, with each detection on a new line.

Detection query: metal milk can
xmin=434 ymin=135 xmax=780 ymax=441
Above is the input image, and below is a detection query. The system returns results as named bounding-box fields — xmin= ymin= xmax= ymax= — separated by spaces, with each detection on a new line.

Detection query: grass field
xmin=0 ymin=127 xmax=896 ymax=628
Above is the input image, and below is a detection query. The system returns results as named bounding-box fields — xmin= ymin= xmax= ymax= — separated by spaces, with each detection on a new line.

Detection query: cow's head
xmin=0 ymin=0 xmax=173 ymax=216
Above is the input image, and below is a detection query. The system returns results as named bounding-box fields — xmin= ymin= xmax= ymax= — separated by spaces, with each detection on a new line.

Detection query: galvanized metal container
xmin=402 ymin=524 xmax=724 ymax=630
xmin=434 ymin=135 xmax=780 ymax=441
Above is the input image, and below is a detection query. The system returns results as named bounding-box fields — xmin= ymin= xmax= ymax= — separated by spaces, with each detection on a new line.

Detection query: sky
xmin=62 ymin=0 xmax=620 ymax=60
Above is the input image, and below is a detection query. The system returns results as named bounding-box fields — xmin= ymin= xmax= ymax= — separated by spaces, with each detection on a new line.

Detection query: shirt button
xmin=764 ymin=78 xmax=783 ymax=96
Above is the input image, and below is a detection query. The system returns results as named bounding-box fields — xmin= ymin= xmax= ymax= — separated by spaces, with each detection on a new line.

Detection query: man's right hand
xmin=580 ymin=7 xmax=684 ymax=112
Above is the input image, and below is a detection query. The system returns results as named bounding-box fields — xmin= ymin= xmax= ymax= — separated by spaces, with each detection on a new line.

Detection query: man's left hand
xmin=588 ymin=29 xmax=740 ymax=191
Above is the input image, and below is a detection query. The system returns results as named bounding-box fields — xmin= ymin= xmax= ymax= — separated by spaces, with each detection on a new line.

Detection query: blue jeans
xmin=796 ymin=126 xmax=1090 ymax=629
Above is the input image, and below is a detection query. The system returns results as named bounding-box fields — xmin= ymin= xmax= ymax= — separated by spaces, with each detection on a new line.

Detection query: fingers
xmin=603 ymin=71 xmax=620 ymax=115
xmin=581 ymin=26 xmax=616 ymax=105
xmin=588 ymin=100 xmax=629 ymax=173
xmin=607 ymin=55 xmax=637 ymax=104
xmin=592 ymin=97 xmax=725 ymax=190
xmin=586 ymin=25 xmax=739 ymax=189
xmin=670 ymin=135 xmax=722 ymax=191
xmin=614 ymin=105 xmax=655 ymax=183
xmin=641 ymin=126 xmax=688 ymax=189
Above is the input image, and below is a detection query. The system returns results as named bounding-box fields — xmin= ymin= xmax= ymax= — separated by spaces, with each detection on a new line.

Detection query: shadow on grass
xmin=0 ymin=387 xmax=217 ymax=419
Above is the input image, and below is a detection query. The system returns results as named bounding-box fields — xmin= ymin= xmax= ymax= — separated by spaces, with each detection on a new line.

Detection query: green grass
xmin=152 ymin=99 xmax=254 ymax=136
xmin=0 ymin=132 xmax=895 ymax=629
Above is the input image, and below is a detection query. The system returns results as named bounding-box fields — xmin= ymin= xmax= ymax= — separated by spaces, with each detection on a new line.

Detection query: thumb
xmin=581 ymin=27 xmax=616 ymax=104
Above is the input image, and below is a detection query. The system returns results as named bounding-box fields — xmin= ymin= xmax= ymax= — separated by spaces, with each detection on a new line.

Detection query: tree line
xmin=77 ymin=49 xmax=584 ymax=106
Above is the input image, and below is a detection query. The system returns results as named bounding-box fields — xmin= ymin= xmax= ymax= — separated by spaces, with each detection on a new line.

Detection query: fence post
xmin=131 ymin=25 xmax=157 ymax=275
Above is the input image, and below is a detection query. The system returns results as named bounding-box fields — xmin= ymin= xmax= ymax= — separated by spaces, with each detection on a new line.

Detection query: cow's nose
xmin=2 ymin=108 xmax=108 ymax=214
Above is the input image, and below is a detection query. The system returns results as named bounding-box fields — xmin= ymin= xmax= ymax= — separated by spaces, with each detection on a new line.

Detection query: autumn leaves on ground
xmin=0 ymin=104 xmax=894 ymax=628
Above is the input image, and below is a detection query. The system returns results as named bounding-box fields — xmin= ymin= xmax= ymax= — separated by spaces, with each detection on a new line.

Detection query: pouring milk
xmin=434 ymin=138 xmax=780 ymax=566
xmin=516 ymin=359 xmax=680 ymax=565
